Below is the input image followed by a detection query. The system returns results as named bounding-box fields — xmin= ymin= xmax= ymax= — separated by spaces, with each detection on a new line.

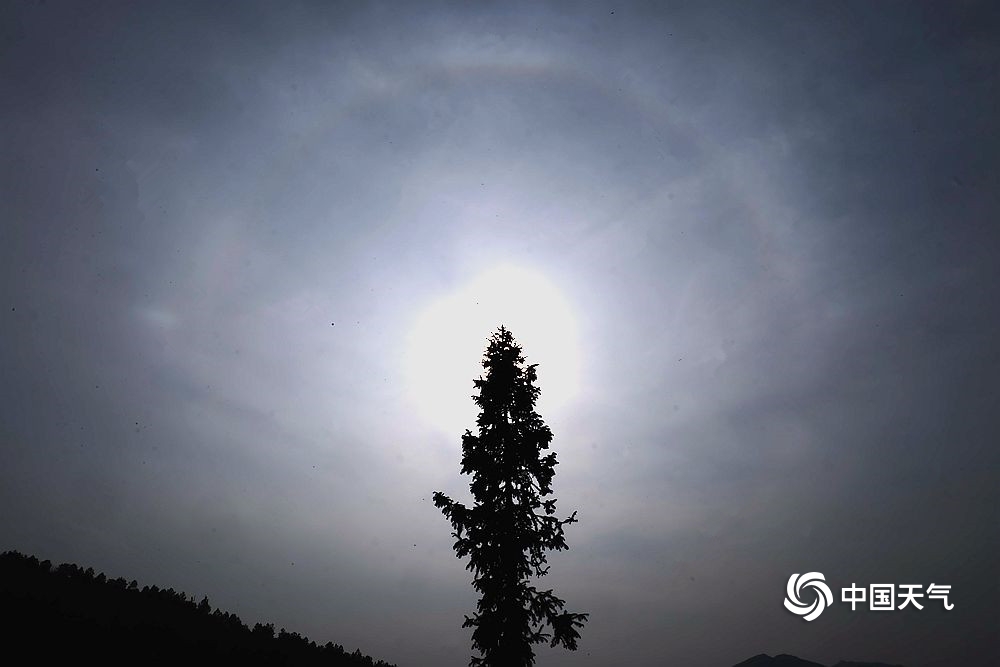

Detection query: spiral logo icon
xmin=784 ymin=572 xmax=833 ymax=621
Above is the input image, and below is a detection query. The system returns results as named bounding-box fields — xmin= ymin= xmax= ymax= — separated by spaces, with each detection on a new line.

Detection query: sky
xmin=1 ymin=2 xmax=998 ymax=666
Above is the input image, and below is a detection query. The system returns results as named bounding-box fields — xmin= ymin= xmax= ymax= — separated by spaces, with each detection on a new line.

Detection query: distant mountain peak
xmin=732 ymin=655 xmax=904 ymax=667
xmin=733 ymin=654 xmax=826 ymax=667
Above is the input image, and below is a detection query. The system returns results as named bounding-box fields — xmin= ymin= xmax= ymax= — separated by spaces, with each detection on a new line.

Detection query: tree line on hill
xmin=0 ymin=550 xmax=395 ymax=666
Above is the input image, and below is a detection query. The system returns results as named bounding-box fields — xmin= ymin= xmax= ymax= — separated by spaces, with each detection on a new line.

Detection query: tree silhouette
xmin=433 ymin=326 xmax=588 ymax=667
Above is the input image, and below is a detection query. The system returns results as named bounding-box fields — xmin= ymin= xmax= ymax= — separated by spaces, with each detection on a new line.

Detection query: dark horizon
xmin=0 ymin=549 xmax=915 ymax=667
xmin=2 ymin=2 xmax=998 ymax=666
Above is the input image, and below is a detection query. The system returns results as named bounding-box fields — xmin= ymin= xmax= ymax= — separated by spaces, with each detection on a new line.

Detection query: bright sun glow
xmin=404 ymin=264 xmax=581 ymax=434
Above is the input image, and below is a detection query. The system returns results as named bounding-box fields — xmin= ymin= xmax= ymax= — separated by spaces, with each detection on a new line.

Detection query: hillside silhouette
xmin=0 ymin=551 xmax=395 ymax=666
xmin=734 ymin=655 xmax=826 ymax=667
xmin=734 ymin=654 xmax=904 ymax=667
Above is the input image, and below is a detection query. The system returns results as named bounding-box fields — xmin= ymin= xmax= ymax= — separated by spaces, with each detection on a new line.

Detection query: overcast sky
xmin=2 ymin=2 xmax=998 ymax=666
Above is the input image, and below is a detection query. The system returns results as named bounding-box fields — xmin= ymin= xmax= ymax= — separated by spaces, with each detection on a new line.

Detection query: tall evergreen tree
xmin=433 ymin=326 xmax=588 ymax=667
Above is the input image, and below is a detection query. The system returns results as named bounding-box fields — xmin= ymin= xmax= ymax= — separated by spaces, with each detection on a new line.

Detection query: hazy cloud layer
xmin=2 ymin=2 xmax=998 ymax=666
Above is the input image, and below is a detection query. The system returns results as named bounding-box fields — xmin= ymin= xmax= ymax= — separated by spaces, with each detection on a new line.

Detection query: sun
xmin=404 ymin=264 xmax=581 ymax=434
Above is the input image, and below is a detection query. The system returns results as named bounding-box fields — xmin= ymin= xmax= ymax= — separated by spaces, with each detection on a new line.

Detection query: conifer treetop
xmin=433 ymin=326 xmax=587 ymax=667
